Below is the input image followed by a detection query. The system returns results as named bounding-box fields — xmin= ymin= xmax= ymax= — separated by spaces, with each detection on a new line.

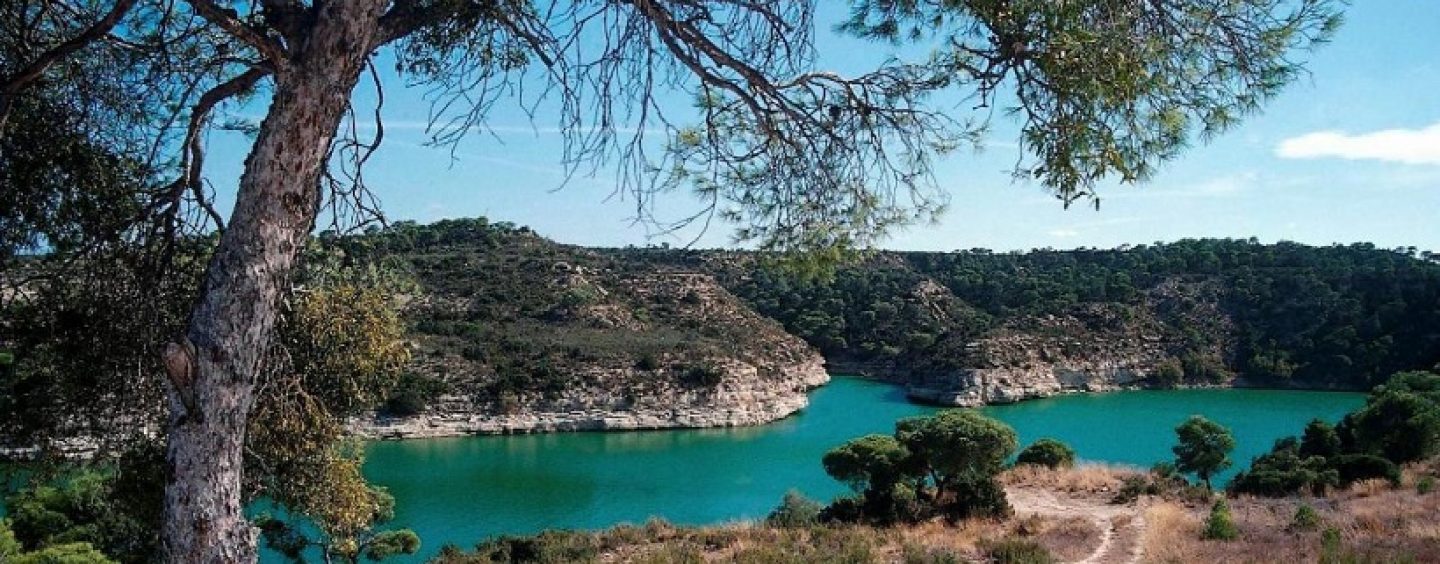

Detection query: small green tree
xmin=1201 ymin=498 xmax=1239 ymax=541
xmin=1173 ymin=416 xmax=1236 ymax=489
xmin=1290 ymin=504 xmax=1321 ymax=532
xmin=766 ymin=490 xmax=822 ymax=529
xmin=1016 ymin=439 xmax=1076 ymax=469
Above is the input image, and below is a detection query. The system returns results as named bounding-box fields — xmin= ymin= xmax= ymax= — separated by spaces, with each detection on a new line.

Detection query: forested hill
xmin=354 ymin=219 xmax=1440 ymax=396
xmin=682 ymin=240 xmax=1440 ymax=391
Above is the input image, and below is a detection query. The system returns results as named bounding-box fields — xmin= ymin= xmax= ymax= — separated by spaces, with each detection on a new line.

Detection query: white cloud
xmin=1276 ymin=122 xmax=1440 ymax=165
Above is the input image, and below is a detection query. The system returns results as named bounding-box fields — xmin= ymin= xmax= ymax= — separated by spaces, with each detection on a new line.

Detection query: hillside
xmin=637 ymin=239 xmax=1440 ymax=403
xmin=343 ymin=220 xmax=1440 ymax=429
xmin=342 ymin=219 xmax=827 ymax=438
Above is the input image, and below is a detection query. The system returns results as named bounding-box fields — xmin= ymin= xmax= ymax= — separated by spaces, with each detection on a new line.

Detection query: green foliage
xmin=725 ymin=240 xmax=1440 ymax=391
xmin=1291 ymin=504 xmax=1322 ymax=532
xmin=1330 ymin=454 xmax=1400 ymax=488
xmin=1418 ymin=476 xmax=1434 ymax=495
xmin=1300 ymin=419 xmax=1342 ymax=459
xmin=364 ymin=530 xmax=422 ymax=561
xmin=2 ymin=459 xmax=161 ymax=564
xmin=896 ymin=410 xmax=1017 ymax=519
xmin=1015 ymin=438 xmax=1076 ymax=469
xmin=977 ymin=538 xmax=1055 ymax=564
xmin=467 ymin=531 xmax=600 ymax=564
xmin=382 ymin=373 xmax=450 ymax=417
xmin=823 ymin=435 xmax=910 ymax=496
xmin=765 ymin=490 xmax=822 ymax=529
xmin=1152 ymin=360 xmax=1184 ymax=389
xmin=1339 ymin=371 xmax=1440 ymax=464
xmin=1230 ymin=436 xmax=1338 ymax=497
xmin=1201 ymin=498 xmax=1239 ymax=541
xmin=822 ymin=411 xmax=1016 ymax=524
xmin=1173 ymin=416 xmax=1235 ymax=488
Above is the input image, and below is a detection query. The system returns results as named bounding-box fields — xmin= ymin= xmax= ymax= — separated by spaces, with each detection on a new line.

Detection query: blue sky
xmin=208 ymin=1 xmax=1440 ymax=252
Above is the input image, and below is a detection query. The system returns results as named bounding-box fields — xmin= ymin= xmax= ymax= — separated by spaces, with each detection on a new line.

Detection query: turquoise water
xmin=339 ymin=378 xmax=1362 ymax=562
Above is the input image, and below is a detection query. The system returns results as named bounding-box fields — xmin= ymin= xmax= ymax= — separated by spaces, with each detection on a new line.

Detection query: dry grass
xmin=1138 ymin=467 xmax=1440 ymax=564
xmin=1001 ymin=462 xmax=1144 ymax=496
xmin=1027 ymin=515 xmax=1103 ymax=561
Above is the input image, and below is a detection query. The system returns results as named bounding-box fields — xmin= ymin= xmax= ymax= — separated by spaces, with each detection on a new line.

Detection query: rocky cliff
xmin=893 ymin=278 xmax=1237 ymax=406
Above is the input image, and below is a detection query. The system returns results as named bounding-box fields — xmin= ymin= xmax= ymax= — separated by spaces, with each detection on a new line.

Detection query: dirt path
xmin=1008 ymin=487 xmax=1147 ymax=564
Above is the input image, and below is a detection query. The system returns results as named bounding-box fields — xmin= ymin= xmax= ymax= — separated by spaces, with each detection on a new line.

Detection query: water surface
xmin=355 ymin=377 xmax=1362 ymax=561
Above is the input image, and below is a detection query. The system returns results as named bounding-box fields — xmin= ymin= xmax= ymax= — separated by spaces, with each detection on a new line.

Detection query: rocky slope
xmin=345 ymin=222 xmax=1440 ymax=426
xmin=906 ymin=279 xmax=1236 ymax=405
xmin=346 ymin=219 xmax=829 ymax=438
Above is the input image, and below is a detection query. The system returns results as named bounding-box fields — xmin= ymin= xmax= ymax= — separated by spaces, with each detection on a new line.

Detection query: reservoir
xmin=349 ymin=377 xmax=1363 ymax=562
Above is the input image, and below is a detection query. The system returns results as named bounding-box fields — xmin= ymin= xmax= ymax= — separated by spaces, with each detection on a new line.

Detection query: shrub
xmin=978 ymin=538 xmax=1055 ymax=564
xmin=1015 ymin=438 xmax=1076 ymax=469
xmin=1417 ymin=476 xmax=1434 ymax=495
xmin=381 ymin=373 xmax=449 ymax=416
xmin=1291 ymin=504 xmax=1322 ymax=532
xmin=765 ymin=490 xmax=822 ymax=529
xmin=1332 ymin=454 xmax=1400 ymax=487
xmin=818 ymin=495 xmax=865 ymax=524
xmin=1112 ymin=475 xmax=1151 ymax=504
xmin=1153 ymin=360 xmax=1184 ymax=388
xmin=471 ymin=530 xmax=599 ymax=563
xmin=682 ymin=364 xmax=725 ymax=388
xmin=1201 ymin=498 xmax=1238 ymax=541
xmin=634 ymin=353 xmax=660 ymax=371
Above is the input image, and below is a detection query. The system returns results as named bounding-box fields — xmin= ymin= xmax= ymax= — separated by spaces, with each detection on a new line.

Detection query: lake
xmin=343 ymin=377 xmax=1363 ymax=562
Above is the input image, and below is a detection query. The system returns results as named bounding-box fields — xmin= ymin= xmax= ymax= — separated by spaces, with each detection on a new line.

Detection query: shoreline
xmin=349 ymin=365 xmax=1368 ymax=443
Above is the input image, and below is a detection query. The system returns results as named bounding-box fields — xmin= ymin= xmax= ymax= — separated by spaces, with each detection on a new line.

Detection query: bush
xmin=818 ymin=495 xmax=865 ymax=524
xmin=1015 ymin=438 xmax=1076 ymax=469
xmin=1201 ymin=498 xmax=1238 ymax=541
xmin=634 ymin=353 xmax=660 ymax=371
xmin=1418 ymin=476 xmax=1434 ymax=495
xmin=765 ymin=490 xmax=821 ymax=529
xmin=1112 ymin=475 xmax=1152 ymax=504
xmin=1291 ymin=504 xmax=1322 ymax=532
xmin=1332 ymin=454 xmax=1400 ymax=487
xmin=978 ymin=538 xmax=1055 ymax=564
xmin=471 ymin=530 xmax=599 ymax=563
xmin=682 ymin=364 xmax=725 ymax=388
xmin=1153 ymin=360 xmax=1184 ymax=388
xmin=381 ymin=373 xmax=449 ymax=416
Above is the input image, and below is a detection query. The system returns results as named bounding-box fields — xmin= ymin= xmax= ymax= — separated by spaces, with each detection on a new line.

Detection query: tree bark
xmin=161 ymin=1 xmax=387 ymax=561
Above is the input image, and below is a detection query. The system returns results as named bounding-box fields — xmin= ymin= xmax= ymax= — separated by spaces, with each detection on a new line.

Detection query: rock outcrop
xmin=900 ymin=279 xmax=1237 ymax=406
xmin=350 ymin=356 xmax=828 ymax=438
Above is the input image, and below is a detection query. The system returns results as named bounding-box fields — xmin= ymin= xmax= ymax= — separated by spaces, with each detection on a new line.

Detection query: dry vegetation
xmin=1142 ymin=462 xmax=1440 ymax=564
xmin=435 ymin=462 xmax=1440 ymax=563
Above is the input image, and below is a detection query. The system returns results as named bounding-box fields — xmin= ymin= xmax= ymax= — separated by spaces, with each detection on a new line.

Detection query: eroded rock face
xmin=349 ymin=356 xmax=828 ymax=438
xmin=903 ymin=290 xmax=1232 ymax=406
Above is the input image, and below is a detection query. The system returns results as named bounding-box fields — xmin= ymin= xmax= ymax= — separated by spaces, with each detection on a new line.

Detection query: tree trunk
xmin=161 ymin=1 xmax=387 ymax=561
